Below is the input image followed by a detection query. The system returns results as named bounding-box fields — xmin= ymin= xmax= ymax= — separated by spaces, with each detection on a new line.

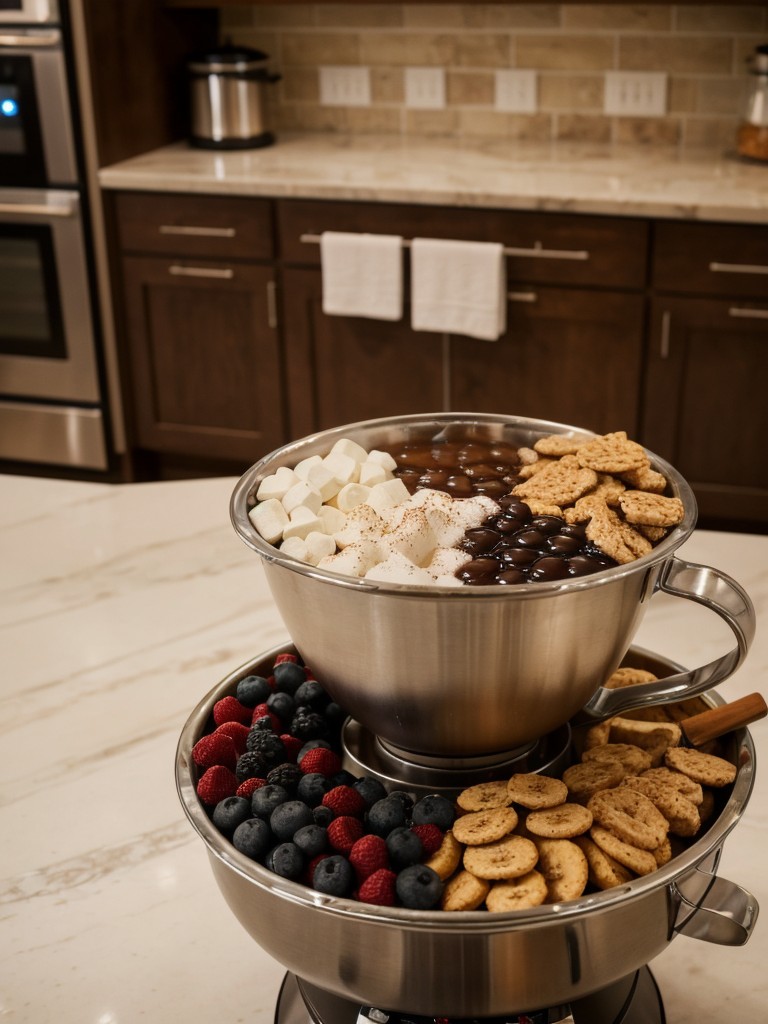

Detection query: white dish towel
xmin=320 ymin=231 xmax=404 ymax=321
xmin=410 ymin=237 xmax=507 ymax=341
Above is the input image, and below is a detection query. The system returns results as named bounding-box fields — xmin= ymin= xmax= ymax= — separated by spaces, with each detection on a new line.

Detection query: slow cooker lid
xmin=188 ymin=43 xmax=271 ymax=74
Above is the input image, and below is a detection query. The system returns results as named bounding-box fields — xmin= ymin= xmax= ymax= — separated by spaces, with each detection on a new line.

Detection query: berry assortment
xmin=193 ymin=651 xmax=451 ymax=909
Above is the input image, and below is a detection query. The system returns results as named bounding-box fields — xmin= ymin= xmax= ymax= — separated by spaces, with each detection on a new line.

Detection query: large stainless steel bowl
xmin=231 ymin=414 xmax=755 ymax=757
xmin=176 ymin=644 xmax=759 ymax=1016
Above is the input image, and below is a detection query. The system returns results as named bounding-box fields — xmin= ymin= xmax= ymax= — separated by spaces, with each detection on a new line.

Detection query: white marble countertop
xmin=98 ymin=133 xmax=768 ymax=224
xmin=1 ymin=472 xmax=766 ymax=1023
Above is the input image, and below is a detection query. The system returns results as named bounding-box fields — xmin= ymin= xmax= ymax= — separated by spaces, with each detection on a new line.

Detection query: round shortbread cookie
xmin=622 ymin=775 xmax=701 ymax=838
xmin=533 ymin=838 xmax=589 ymax=903
xmin=423 ymin=831 xmax=463 ymax=880
xmin=574 ymin=835 xmax=634 ymax=890
xmin=525 ymin=802 xmax=593 ymax=840
xmin=588 ymin=787 xmax=669 ymax=851
xmin=485 ymin=871 xmax=548 ymax=912
xmin=582 ymin=742 xmax=653 ymax=775
xmin=664 ymin=746 xmax=737 ymax=788
xmin=463 ymin=834 xmax=539 ymax=880
xmin=589 ymin=826 xmax=658 ymax=876
xmin=456 ymin=780 xmax=513 ymax=813
xmin=452 ymin=806 xmax=519 ymax=846
xmin=562 ymin=760 xmax=625 ymax=804
xmin=506 ymin=772 xmax=568 ymax=809
xmin=441 ymin=870 xmax=491 ymax=912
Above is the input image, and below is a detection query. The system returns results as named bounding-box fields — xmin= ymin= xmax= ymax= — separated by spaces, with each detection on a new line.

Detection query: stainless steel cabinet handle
xmin=660 ymin=310 xmax=671 ymax=359
xmin=299 ymin=233 xmax=589 ymax=261
xmin=710 ymin=261 xmax=768 ymax=276
xmin=508 ymin=290 xmax=538 ymax=303
xmin=0 ymin=198 xmax=76 ymax=218
xmin=0 ymin=30 xmax=61 ymax=48
xmin=266 ymin=280 xmax=278 ymax=329
xmin=729 ymin=306 xmax=768 ymax=320
xmin=160 ymin=225 xmax=237 ymax=238
xmin=168 ymin=265 xmax=235 ymax=279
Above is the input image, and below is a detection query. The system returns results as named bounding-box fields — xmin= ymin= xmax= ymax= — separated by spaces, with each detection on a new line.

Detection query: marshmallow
xmin=333 ymin=504 xmax=386 ymax=549
xmin=329 ymin=438 xmax=369 ymax=464
xmin=329 ymin=482 xmax=372 ymax=513
xmin=282 ymin=480 xmax=323 ymax=517
xmin=282 ymin=505 xmax=324 ymax=541
xmin=256 ymin=465 xmax=299 ymax=502
xmin=303 ymin=461 xmax=341 ymax=503
xmin=293 ymin=455 xmax=323 ymax=480
xmin=317 ymin=504 xmax=347 ymax=536
xmin=322 ymin=451 xmax=360 ymax=487
xmin=381 ymin=506 xmax=437 ymax=566
xmin=249 ymin=498 xmax=289 ymax=545
xmin=364 ymin=551 xmax=434 ymax=586
xmin=304 ymin=531 xmax=337 ymax=565
xmin=358 ymin=460 xmax=389 ymax=488
xmin=366 ymin=449 xmax=397 ymax=472
xmin=366 ymin=477 xmax=411 ymax=515
xmin=279 ymin=536 xmax=309 ymax=561
xmin=427 ymin=547 xmax=472 ymax=576
xmin=318 ymin=539 xmax=382 ymax=578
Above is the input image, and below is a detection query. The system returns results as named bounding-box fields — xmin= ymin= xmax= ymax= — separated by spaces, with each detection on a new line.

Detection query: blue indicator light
xmin=1 ymin=98 xmax=19 ymax=118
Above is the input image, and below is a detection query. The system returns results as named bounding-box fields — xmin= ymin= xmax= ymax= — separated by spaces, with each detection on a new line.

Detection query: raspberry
xmin=298 ymin=747 xmax=342 ymax=777
xmin=196 ymin=765 xmax=238 ymax=806
xmin=410 ymin=823 xmax=444 ymax=856
xmin=213 ymin=695 xmax=252 ymax=727
xmin=327 ymin=815 xmax=365 ymax=854
xmin=214 ymin=721 xmax=250 ymax=755
xmin=358 ymin=868 xmax=397 ymax=907
xmin=349 ymin=834 xmax=389 ymax=882
xmin=251 ymin=703 xmax=281 ymax=731
xmin=236 ymin=777 xmax=267 ymax=798
xmin=274 ymin=652 xmax=299 ymax=665
xmin=322 ymin=785 xmax=366 ymax=818
xmin=192 ymin=732 xmax=237 ymax=770
xmin=279 ymin=734 xmax=303 ymax=762
xmin=303 ymin=852 xmax=329 ymax=887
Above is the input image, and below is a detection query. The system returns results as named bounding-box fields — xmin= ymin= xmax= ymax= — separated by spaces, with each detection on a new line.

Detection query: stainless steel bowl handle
xmin=582 ymin=557 xmax=756 ymax=719
xmin=672 ymin=873 xmax=759 ymax=946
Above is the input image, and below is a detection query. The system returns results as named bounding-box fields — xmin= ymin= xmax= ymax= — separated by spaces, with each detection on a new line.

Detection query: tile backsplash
xmin=222 ymin=4 xmax=767 ymax=148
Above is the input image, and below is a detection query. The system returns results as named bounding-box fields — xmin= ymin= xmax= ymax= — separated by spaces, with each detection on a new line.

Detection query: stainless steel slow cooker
xmin=188 ymin=44 xmax=280 ymax=149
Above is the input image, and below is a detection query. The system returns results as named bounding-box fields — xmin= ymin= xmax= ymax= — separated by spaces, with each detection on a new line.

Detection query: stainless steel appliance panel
xmin=0 ymin=398 xmax=106 ymax=468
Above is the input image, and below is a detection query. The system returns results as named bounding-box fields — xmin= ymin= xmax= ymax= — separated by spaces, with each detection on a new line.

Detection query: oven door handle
xmin=0 ymin=197 xmax=77 ymax=218
xmin=0 ymin=30 xmax=62 ymax=49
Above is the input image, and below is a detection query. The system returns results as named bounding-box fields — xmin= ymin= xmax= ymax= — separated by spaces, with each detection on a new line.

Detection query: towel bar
xmin=299 ymin=233 xmax=590 ymax=262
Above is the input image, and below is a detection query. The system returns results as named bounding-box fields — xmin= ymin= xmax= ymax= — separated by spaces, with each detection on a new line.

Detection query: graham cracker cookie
xmin=424 ymin=831 xmax=463 ymax=880
xmin=512 ymin=455 xmax=598 ymax=508
xmin=452 ymin=806 xmax=519 ymax=846
xmin=463 ymin=834 xmax=539 ymax=880
xmin=588 ymin=787 xmax=669 ymax=851
xmin=525 ymin=802 xmax=593 ymax=840
xmin=506 ymin=773 xmax=569 ymax=810
xmin=622 ymin=775 xmax=701 ymax=838
xmin=533 ymin=434 xmax=589 ymax=457
xmin=456 ymin=781 xmax=513 ymax=813
xmin=590 ymin=826 xmax=658 ymax=876
xmin=664 ymin=746 xmax=737 ymax=788
xmin=576 ymin=432 xmax=649 ymax=474
xmin=485 ymin=871 xmax=548 ymax=912
xmin=604 ymin=666 xmax=659 ymax=690
xmin=517 ymin=458 xmax=555 ymax=480
xmin=582 ymin=742 xmax=653 ymax=775
xmin=618 ymin=491 xmax=685 ymax=528
xmin=619 ymin=464 xmax=668 ymax=494
xmin=565 ymin=495 xmax=652 ymax=565
xmin=562 ymin=760 xmax=625 ymax=804
xmin=588 ymin=473 xmax=627 ymax=507
xmin=523 ymin=499 xmax=564 ymax=517
xmin=533 ymin=837 xmax=589 ymax=902
xmin=574 ymin=835 xmax=634 ymax=890
xmin=637 ymin=524 xmax=670 ymax=543
xmin=441 ymin=870 xmax=491 ymax=912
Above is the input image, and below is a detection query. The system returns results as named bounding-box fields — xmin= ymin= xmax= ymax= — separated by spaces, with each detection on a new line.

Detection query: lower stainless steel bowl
xmin=176 ymin=644 xmax=758 ymax=1017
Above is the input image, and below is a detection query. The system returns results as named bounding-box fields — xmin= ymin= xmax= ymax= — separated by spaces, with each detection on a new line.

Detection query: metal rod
xmin=660 ymin=310 xmax=671 ymax=358
xmin=168 ymin=265 xmax=235 ymax=279
xmin=160 ymin=225 xmax=236 ymax=238
xmin=710 ymin=261 xmax=768 ymax=276
xmin=729 ymin=306 xmax=768 ymax=320
xmin=299 ymin=233 xmax=589 ymax=262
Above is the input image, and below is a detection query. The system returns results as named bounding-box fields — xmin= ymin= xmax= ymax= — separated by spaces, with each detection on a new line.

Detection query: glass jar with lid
xmin=737 ymin=43 xmax=768 ymax=161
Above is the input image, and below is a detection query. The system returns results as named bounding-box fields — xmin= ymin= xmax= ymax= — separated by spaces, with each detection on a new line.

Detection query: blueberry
xmin=267 ymin=691 xmax=295 ymax=723
xmin=297 ymin=772 xmax=332 ymax=808
xmin=232 ymin=817 xmax=272 ymax=860
xmin=293 ymin=823 xmax=328 ymax=859
xmin=386 ymin=827 xmax=423 ymax=869
xmin=272 ymin=661 xmax=306 ymax=695
xmin=411 ymin=794 xmax=456 ymax=831
xmin=245 ymin=730 xmax=286 ymax=766
xmin=293 ymin=679 xmax=329 ymax=709
xmin=367 ymin=795 xmax=407 ymax=837
xmin=353 ymin=776 xmax=388 ymax=808
xmin=312 ymin=854 xmax=354 ymax=896
xmin=270 ymin=800 xmax=314 ymax=842
xmin=212 ymin=796 xmax=251 ymax=837
xmin=313 ymin=805 xmax=335 ymax=828
xmin=324 ymin=702 xmax=347 ymax=733
xmin=330 ymin=769 xmax=358 ymax=789
xmin=266 ymin=842 xmax=305 ymax=880
xmin=389 ymin=790 xmax=415 ymax=818
xmin=236 ymin=674 xmax=271 ymax=707
xmin=251 ymin=783 xmax=289 ymax=819
xmin=395 ymin=864 xmax=443 ymax=909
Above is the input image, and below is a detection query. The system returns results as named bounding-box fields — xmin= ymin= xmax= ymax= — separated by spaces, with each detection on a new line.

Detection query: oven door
xmin=0 ymin=1 xmax=58 ymax=25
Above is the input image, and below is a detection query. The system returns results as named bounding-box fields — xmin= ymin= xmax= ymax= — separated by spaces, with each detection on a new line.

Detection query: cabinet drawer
xmin=114 ymin=192 xmax=274 ymax=260
xmin=278 ymin=199 xmax=648 ymax=289
xmin=653 ymin=221 xmax=768 ymax=299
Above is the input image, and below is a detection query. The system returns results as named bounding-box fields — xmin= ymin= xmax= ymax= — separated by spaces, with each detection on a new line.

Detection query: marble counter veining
xmin=98 ymin=133 xmax=768 ymax=223
xmin=1 ymin=471 xmax=766 ymax=1023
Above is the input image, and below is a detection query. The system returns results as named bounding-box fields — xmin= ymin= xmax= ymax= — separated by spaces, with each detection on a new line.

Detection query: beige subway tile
xmin=282 ymin=33 xmax=360 ymax=67
xmin=538 ymin=73 xmax=603 ymax=110
xmin=404 ymin=108 xmax=461 ymax=136
xmin=346 ymin=107 xmax=402 ymax=134
xmin=614 ymin=116 xmax=682 ymax=146
xmin=684 ymin=116 xmax=739 ymax=149
xmin=696 ymin=76 xmax=747 ymax=115
xmin=371 ymin=67 xmax=404 ymax=104
xmin=225 ymin=29 xmax=279 ymax=57
xmin=275 ymin=104 xmax=349 ymax=133
xmin=458 ymin=109 xmax=552 ymax=140
xmin=316 ymin=5 xmax=403 ymax=29
xmin=562 ymin=4 xmax=671 ymax=31
xmin=555 ymin=113 xmax=612 ymax=142
xmin=736 ymin=36 xmax=768 ymax=71
xmin=462 ymin=5 xmax=560 ymax=30
xmin=675 ymin=5 xmax=765 ymax=34
xmin=251 ymin=6 xmax=315 ymax=29
xmin=404 ymin=5 xmax=463 ymax=29
xmin=667 ymin=77 xmax=698 ymax=114
xmin=517 ymin=35 xmax=614 ymax=72
xmin=454 ymin=34 xmax=511 ymax=68
xmin=446 ymin=70 xmax=495 ymax=106
xmin=220 ymin=8 xmax=257 ymax=30
xmin=620 ymin=36 xmax=733 ymax=74
xmin=280 ymin=67 xmax=320 ymax=104
xmin=360 ymin=32 xmax=456 ymax=67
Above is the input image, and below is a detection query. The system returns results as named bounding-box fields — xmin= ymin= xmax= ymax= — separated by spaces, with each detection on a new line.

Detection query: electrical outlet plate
xmin=604 ymin=72 xmax=668 ymax=117
xmin=319 ymin=66 xmax=371 ymax=107
xmin=404 ymin=66 xmax=446 ymax=110
xmin=495 ymin=69 xmax=537 ymax=114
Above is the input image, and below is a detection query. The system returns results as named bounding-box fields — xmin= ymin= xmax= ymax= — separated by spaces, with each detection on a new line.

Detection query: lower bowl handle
xmin=583 ymin=557 xmax=756 ymax=720
xmin=672 ymin=874 xmax=759 ymax=946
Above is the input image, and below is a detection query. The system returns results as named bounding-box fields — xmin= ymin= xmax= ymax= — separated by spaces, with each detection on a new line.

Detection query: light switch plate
xmin=405 ymin=67 xmax=446 ymax=109
xmin=604 ymin=72 xmax=667 ymax=117
xmin=495 ymin=69 xmax=537 ymax=114
xmin=319 ymin=66 xmax=371 ymax=107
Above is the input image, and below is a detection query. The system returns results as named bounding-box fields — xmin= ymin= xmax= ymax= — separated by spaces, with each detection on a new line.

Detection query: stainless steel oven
xmin=0 ymin=3 xmax=108 ymax=471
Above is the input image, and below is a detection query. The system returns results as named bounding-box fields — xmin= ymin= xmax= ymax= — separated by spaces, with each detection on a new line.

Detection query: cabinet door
xmin=642 ymin=297 xmax=768 ymax=525
xmin=449 ymin=287 xmax=645 ymax=437
xmin=122 ymin=256 xmax=285 ymax=463
xmin=281 ymin=268 xmax=445 ymax=437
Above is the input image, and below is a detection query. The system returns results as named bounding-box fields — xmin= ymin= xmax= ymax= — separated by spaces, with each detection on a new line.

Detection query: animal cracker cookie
xmin=533 ymin=838 xmax=589 ymax=902
xmin=457 ymin=781 xmax=513 ymax=813
xmin=512 ymin=455 xmax=598 ymax=507
xmin=582 ymin=742 xmax=653 ymax=775
xmin=562 ymin=760 xmax=625 ymax=804
xmin=441 ymin=870 xmax=491 ymax=912
xmin=574 ymin=835 xmax=634 ymax=890
xmin=424 ymin=831 xmax=464 ymax=880
xmin=576 ymin=432 xmax=649 ymax=474
xmin=525 ymin=803 xmax=593 ymax=840
xmin=463 ymin=834 xmax=539 ymax=880
xmin=589 ymin=826 xmax=658 ymax=876
xmin=618 ymin=491 xmax=685 ymax=528
xmin=664 ymin=747 xmax=737 ymax=787
xmin=485 ymin=871 xmax=548 ymax=912
xmin=588 ymin=788 xmax=669 ymax=851
xmin=452 ymin=806 xmax=519 ymax=846
xmin=506 ymin=773 xmax=568 ymax=809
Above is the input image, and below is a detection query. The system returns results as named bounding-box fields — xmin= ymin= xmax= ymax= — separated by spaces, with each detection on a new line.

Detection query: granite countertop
xmin=1 ymin=472 xmax=767 ymax=1022
xmin=98 ymin=132 xmax=768 ymax=223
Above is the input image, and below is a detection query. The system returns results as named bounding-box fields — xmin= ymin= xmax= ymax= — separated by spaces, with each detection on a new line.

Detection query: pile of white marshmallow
xmin=248 ymin=437 xmax=501 ymax=586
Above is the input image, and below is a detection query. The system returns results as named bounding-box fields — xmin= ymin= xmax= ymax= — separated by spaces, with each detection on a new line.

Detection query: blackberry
xmin=232 ymin=817 xmax=272 ymax=860
xmin=293 ymin=823 xmax=329 ymax=859
xmin=293 ymin=679 xmax=329 ymax=710
xmin=270 ymin=800 xmax=314 ymax=842
xmin=272 ymin=661 xmax=306 ymax=695
xmin=366 ymin=795 xmax=408 ymax=837
xmin=212 ymin=796 xmax=251 ymax=837
xmin=312 ymin=854 xmax=354 ymax=897
xmin=250 ymin=716 xmax=275 ymax=733
xmin=266 ymin=842 xmax=305 ymax=880
xmin=267 ymin=691 xmax=295 ymax=723
xmin=353 ymin=776 xmax=388 ymax=808
xmin=411 ymin=794 xmax=456 ymax=831
xmin=236 ymin=674 xmax=271 ymax=707
xmin=245 ymin=730 xmax=286 ymax=766
xmin=395 ymin=864 xmax=443 ymax=910
xmin=267 ymin=762 xmax=303 ymax=794
xmin=235 ymin=750 xmax=269 ymax=783
xmin=386 ymin=826 xmax=423 ymax=870
xmin=290 ymin=707 xmax=328 ymax=741
xmin=251 ymin=783 xmax=290 ymax=819
xmin=297 ymin=772 xmax=332 ymax=808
